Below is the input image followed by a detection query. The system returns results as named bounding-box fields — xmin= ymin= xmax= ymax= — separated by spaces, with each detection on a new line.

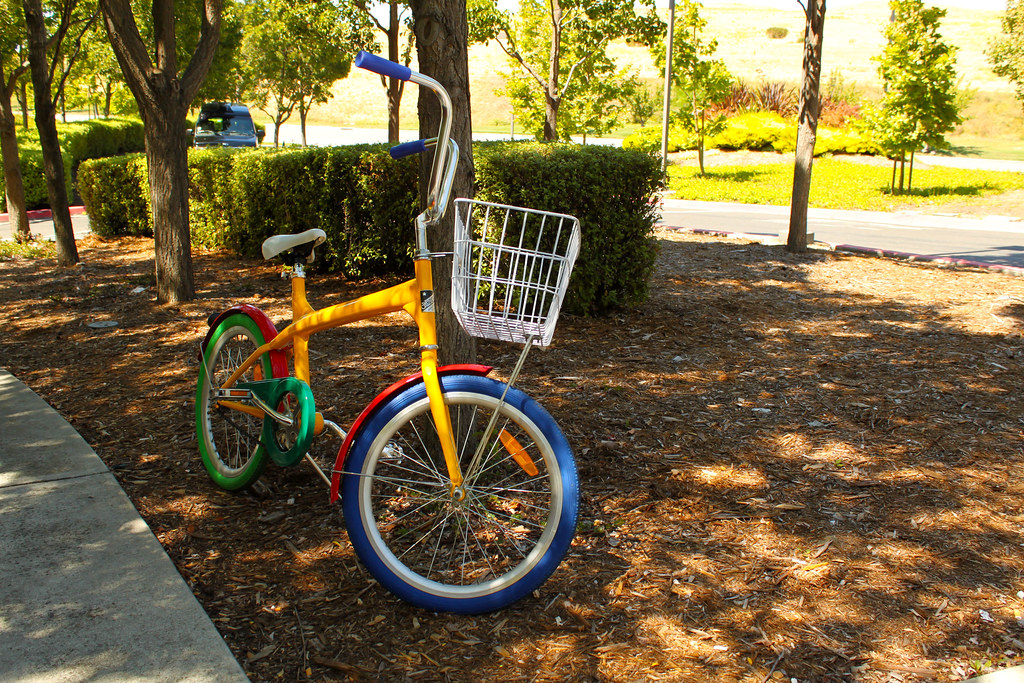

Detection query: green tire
xmin=195 ymin=313 xmax=274 ymax=490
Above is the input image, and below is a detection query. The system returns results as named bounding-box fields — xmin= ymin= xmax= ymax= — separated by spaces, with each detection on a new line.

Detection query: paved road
xmin=0 ymin=207 xmax=90 ymax=242
xmin=5 ymin=202 xmax=1024 ymax=274
xmin=659 ymin=199 xmax=1024 ymax=273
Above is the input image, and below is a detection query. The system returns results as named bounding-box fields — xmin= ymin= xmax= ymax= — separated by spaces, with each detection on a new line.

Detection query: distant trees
xmin=355 ymin=0 xmax=414 ymax=144
xmin=240 ymin=0 xmax=375 ymax=147
xmin=22 ymin=0 xmax=97 ymax=266
xmin=653 ymin=0 xmax=731 ymax=175
xmin=988 ymin=0 xmax=1024 ymax=114
xmin=870 ymin=0 xmax=962 ymax=194
xmin=0 ymin=0 xmax=30 ymax=240
xmin=468 ymin=0 xmax=662 ymax=141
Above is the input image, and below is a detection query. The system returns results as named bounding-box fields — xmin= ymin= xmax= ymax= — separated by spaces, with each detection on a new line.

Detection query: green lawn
xmin=942 ymin=135 xmax=1024 ymax=162
xmin=667 ymin=158 xmax=1024 ymax=211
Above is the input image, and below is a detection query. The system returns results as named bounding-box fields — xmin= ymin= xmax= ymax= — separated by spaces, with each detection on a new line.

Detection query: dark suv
xmin=191 ymin=102 xmax=263 ymax=148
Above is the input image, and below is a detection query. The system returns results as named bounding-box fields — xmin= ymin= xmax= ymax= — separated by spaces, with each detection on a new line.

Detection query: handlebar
xmin=355 ymin=51 xmax=457 ymax=255
xmin=354 ymin=51 xmax=412 ymax=82
xmin=390 ymin=138 xmax=431 ymax=160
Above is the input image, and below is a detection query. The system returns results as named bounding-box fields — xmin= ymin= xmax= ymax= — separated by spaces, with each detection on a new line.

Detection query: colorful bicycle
xmin=194 ymin=52 xmax=581 ymax=614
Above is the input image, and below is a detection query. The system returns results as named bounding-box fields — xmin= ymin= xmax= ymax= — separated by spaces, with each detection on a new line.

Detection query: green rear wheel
xmin=195 ymin=313 xmax=274 ymax=490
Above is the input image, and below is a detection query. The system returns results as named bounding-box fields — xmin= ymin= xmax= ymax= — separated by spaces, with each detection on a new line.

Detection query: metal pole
xmin=660 ymin=0 xmax=676 ymax=175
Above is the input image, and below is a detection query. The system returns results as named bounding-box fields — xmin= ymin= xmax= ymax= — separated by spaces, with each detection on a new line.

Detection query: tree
xmin=469 ymin=0 xmax=662 ymax=141
xmin=409 ymin=0 xmax=476 ymax=364
xmin=22 ymin=0 xmax=97 ymax=266
xmin=620 ymin=72 xmax=656 ymax=126
xmin=100 ymin=0 xmax=222 ymax=303
xmin=988 ymin=0 xmax=1024 ymax=114
xmin=653 ymin=0 xmax=731 ymax=175
xmin=786 ymin=0 xmax=825 ymax=253
xmin=0 ymin=0 xmax=30 ymax=240
xmin=62 ymin=19 xmax=125 ymax=116
xmin=356 ymin=0 xmax=415 ymax=144
xmin=870 ymin=0 xmax=962 ymax=194
xmin=241 ymin=0 xmax=375 ymax=147
xmin=558 ymin=68 xmax=626 ymax=143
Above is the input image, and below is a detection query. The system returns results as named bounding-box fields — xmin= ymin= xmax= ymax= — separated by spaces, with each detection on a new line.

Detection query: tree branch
xmin=559 ymin=41 xmax=604 ymax=98
xmin=179 ymin=0 xmax=222 ymax=103
xmin=493 ymin=33 xmax=547 ymax=90
xmin=51 ymin=12 xmax=98 ymax=109
xmin=99 ymin=0 xmax=156 ymax=98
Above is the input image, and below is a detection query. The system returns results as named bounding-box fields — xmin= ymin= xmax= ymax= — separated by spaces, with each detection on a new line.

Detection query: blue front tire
xmin=341 ymin=375 xmax=578 ymax=614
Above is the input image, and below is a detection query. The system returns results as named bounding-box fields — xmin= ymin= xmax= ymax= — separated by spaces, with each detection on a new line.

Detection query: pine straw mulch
xmin=2 ymin=228 xmax=1024 ymax=683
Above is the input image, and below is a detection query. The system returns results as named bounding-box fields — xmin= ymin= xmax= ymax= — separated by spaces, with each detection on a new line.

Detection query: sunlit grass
xmin=667 ymin=158 xmax=1024 ymax=211
xmin=0 ymin=239 xmax=56 ymax=260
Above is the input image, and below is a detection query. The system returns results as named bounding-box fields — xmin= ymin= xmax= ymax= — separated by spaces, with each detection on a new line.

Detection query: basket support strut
xmin=464 ymin=335 xmax=536 ymax=484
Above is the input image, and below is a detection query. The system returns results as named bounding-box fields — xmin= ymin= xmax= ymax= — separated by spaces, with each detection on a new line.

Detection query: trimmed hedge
xmin=77 ymin=142 xmax=663 ymax=314
xmin=188 ymin=146 xmax=418 ymax=277
xmin=475 ymin=143 xmax=662 ymax=315
xmin=77 ymin=154 xmax=150 ymax=237
xmin=2 ymin=117 xmax=145 ymax=211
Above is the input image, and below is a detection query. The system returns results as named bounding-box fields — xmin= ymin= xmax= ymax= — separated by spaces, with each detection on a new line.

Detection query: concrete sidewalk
xmin=0 ymin=368 xmax=249 ymax=682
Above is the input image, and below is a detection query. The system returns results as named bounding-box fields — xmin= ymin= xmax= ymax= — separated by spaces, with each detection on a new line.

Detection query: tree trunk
xmin=786 ymin=0 xmax=825 ymax=254
xmin=542 ymin=0 xmax=562 ymax=142
xmin=410 ymin=0 xmax=476 ymax=365
xmin=386 ymin=0 xmax=404 ymax=145
xmin=0 ymin=65 xmax=30 ymax=241
xmin=18 ymin=80 xmax=29 ymax=129
xmin=23 ymin=0 xmax=79 ymax=266
xmin=100 ymin=0 xmax=221 ymax=303
xmin=299 ymin=101 xmax=309 ymax=147
xmin=142 ymin=103 xmax=194 ymax=302
xmin=908 ymin=148 xmax=914 ymax=193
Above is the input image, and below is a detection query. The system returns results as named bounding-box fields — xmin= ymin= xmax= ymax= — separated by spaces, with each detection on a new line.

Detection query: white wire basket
xmin=452 ymin=198 xmax=581 ymax=347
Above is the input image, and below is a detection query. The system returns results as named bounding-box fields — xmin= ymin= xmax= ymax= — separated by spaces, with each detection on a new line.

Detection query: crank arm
xmin=213 ymin=388 xmax=295 ymax=427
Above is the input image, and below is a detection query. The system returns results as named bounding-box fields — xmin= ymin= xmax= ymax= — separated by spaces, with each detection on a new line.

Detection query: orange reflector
xmin=500 ymin=430 xmax=539 ymax=476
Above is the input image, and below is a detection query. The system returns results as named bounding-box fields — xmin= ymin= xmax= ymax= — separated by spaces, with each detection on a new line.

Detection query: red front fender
xmin=328 ymin=364 xmax=492 ymax=503
xmin=200 ymin=304 xmax=289 ymax=379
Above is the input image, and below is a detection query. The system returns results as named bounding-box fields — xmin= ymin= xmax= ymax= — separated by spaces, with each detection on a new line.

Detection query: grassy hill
xmin=304 ymin=0 xmax=1022 ymax=148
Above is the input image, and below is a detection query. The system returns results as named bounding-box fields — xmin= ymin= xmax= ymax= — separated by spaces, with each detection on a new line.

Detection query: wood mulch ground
xmin=2 ymin=224 xmax=1024 ymax=682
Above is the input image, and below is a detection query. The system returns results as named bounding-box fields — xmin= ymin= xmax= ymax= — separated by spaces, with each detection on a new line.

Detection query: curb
xmin=659 ymin=223 xmax=1024 ymax=277
xmin=0 ymin=205 xmax=87 ymax=222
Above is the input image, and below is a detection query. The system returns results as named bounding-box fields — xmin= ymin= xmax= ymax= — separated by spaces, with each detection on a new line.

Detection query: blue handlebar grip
xmin=390 ymin=139 xmax=429 ymax=159
xmin=355 ymin=51 xmax=412 ymax=81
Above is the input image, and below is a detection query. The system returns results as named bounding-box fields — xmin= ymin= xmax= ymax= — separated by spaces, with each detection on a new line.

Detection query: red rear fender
xmin=200 ymin=304 xmax=289 ymax=379
xmin=328 ymin=364 xmax=492 ymax=503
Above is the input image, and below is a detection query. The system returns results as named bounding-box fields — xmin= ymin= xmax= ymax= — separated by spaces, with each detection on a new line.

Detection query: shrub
xmin=711 ymin=111 xmax=790 ymax=150
xmin=80 ymin=143 xmax=664 ymax=314
xmin=2 ymin=117 xmax=144 ymax=212
xmin=77 ymin=154 xmax=150 ymax=237
xmin=752 ymin=81 xmax=797 ymax=117
xmin=475 ymin=142 xmax=663 ymax=315
xmin=12 ymin=148 xmax=71 ymax=210
xmin=622 ymin=125 xmax=695 ymax=154
xmin=714 ymin=82 xmax=756 ymax=116
xmin=765 ymin=27 xmax=789 ymax=39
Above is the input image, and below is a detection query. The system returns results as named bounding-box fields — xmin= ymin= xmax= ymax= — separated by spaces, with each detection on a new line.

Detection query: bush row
xmin=77 ymin=142 xmax=663 ymax=315
xmin=2 ymin=117 xmax=145 ymax=210
xmin=623 ymin=111 xmax=878 ymax=157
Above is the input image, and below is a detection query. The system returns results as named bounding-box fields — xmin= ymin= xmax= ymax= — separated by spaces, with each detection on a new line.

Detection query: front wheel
xmin=341 ymin=374 xmax=578 ymax=614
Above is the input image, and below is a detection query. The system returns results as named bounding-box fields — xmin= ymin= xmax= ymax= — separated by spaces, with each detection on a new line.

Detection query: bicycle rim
xmin=353 ymin=389 xmax=565 ymax=601
xmin=197 ymin=319 xmax=269 ymax=482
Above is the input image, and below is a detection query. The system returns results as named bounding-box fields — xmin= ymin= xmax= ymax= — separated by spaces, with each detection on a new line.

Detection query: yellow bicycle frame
xmin=217 ymin=257 xmax=463 ymax=489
